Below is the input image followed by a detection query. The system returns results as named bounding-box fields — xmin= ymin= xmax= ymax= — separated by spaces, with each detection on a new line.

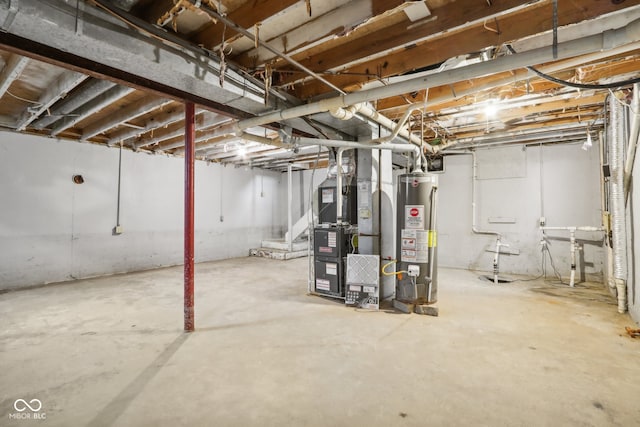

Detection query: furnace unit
xmin=313 ymin=225 xmax=357 ymax=298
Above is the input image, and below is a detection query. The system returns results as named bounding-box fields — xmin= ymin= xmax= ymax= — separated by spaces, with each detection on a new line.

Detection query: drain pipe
xmin=471 ymin=151 xmax=503 ymax=284
xmin=624 ymin=83 xmax=640 ymax=204
xmin=609 ymin=94 xmax=628 ymax=313
xmin=330 ymin=103 xmax=428 ymax=150
xmin=570 ymin=229 xmax=578 ymax=287
xmin=541 ymin=226 xmax=605 ymax=287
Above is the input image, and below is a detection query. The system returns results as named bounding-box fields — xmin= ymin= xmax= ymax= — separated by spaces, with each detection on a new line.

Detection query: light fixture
xmin=238 ymin=146 xmax=247 ymax=157
xmin=582 ymin=132 xmax=593 ymax=151
xmin=484 ymin=100 xmax=499 ymax=117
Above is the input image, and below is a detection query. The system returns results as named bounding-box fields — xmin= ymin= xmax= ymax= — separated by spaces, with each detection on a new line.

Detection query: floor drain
xmin=480 ymin=275 xmax=513 ymax=283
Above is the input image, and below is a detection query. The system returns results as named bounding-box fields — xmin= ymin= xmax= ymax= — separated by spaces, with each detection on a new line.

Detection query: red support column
xmin=184 ymin=102 xmax=195 ymax=332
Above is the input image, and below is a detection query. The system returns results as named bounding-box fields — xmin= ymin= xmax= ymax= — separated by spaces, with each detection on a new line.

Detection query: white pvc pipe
xmin=287 ymin=163 xmax=293 ymax=251
xmin=357 ymin=104 xmax=426 ymax=150
xmin=569 ymin=229 xmax=576 ymax=287
xmin=541 ymin=226 xmax=604 ymax=232
xmin=330 ymin=103 xmax=427 ymax=150
xmin=294 ymin=137 xmax=421 ymax=160
xmin=471 ymin=152 xmax=500 ymax=238
xmin=540 ymin=226 xmax=605 ymax=287
xmin=492 ymin=238 xmax=510 ymax=285
xmin=470 ymin=151 xmax=504 ymax=283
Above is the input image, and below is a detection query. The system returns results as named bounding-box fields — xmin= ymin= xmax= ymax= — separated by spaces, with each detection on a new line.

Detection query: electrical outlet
xmin=408 ymin=265 xmax=420 ymax=277
xmin=539 ymin=216 xmax=546 ymax=227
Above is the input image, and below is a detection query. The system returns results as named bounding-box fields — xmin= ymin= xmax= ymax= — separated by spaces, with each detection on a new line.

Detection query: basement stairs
xmin=250 ymin=208 xmax=312 ymax=260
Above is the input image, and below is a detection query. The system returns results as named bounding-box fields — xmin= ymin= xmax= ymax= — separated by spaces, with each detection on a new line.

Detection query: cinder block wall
xmin=437 ymin=144 xmax=604 ymax=278
xmin=0 ymin=131 xmax=284 ymax=290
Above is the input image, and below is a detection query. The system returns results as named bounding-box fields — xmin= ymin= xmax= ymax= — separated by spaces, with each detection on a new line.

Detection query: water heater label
xmin=401 ymin=249 xmax=417 ymax=261
xmin=322 ymin=188 xmax=334 ymax=203
xmin=402 ymin=229 xmax=417 ymax=238
xmin=405 ymin=205 xmax=425 ymax=229
xmin=415 ymin=230 xmax=429 ymax=262
xmin=401 ymin=230 xmax=428 ymax=262
xmin=402 ymin=238 xmax=416 ymax=250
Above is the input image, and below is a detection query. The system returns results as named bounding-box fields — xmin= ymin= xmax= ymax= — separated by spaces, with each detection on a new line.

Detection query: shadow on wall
xmin=544 ymin=234 xmax=606 ymax=283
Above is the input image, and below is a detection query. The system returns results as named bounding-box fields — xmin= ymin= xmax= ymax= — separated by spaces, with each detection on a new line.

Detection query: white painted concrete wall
xmin=437 ymin=144 xmax=604 ymax=278
xmin=0 ymin=131 xmax=284 ymax=290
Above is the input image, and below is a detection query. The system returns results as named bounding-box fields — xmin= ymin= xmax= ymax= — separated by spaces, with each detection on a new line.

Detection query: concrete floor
xmin=1 ymin=256 xmax=639 ymax=427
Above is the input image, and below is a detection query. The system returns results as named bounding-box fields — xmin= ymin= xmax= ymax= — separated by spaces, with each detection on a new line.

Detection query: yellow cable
xmin=381 ymin=260 xmax=408 ymax=277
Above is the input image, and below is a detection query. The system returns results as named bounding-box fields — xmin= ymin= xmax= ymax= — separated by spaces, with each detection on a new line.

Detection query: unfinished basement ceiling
xmin=0 ymin=0 xmax=639 ymax=171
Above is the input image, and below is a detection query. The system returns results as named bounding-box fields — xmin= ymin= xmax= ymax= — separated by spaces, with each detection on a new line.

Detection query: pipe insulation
xmin=609 ymin=94 xmax=628 ymax=313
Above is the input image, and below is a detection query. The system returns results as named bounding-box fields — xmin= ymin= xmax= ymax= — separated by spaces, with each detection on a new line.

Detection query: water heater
xmin=396 ymin=172 xmax=438 ymax=305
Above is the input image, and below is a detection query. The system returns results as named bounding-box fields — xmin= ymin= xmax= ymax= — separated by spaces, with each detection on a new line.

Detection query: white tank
xmin=396 ymin=172 xmax=438 ymax=304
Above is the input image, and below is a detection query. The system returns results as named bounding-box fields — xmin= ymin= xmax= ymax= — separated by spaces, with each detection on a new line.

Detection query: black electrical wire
xmin=506 ymin=45 xmax=640 ymax=90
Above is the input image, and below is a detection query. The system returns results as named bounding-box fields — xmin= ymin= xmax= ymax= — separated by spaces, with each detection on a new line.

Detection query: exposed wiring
xmin=506 ymin=45 xmax=640 ymax=89
xmin=514 ymin=241 xmax=567 ymax=285
xmin=543 ymin=243 xmax=568 ymax=285
xmin=608 ymin=89 xmax=639 ymax=115
xmin=6 ymin=90 xmax=42 ymax=105
xmin=483 ymin=18 xmax=500 ymax=35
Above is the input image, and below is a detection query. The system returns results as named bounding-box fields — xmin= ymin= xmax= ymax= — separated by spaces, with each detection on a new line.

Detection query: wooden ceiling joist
xmin=289 ymin=0 xmax=640 ymax=99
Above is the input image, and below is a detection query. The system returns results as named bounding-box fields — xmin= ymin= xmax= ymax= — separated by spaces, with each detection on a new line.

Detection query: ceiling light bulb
xmin=582 ymin=133 xmax=593 ymax=151
xmin=484 ymin=101 xmax=498 ymax=117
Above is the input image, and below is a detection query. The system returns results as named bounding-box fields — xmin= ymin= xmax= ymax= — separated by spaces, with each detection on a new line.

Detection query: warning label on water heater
xmin=405 ymin=205 xmax=425 ymax=229
xmin=401 ymin=229 xmax=428 ymax=262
